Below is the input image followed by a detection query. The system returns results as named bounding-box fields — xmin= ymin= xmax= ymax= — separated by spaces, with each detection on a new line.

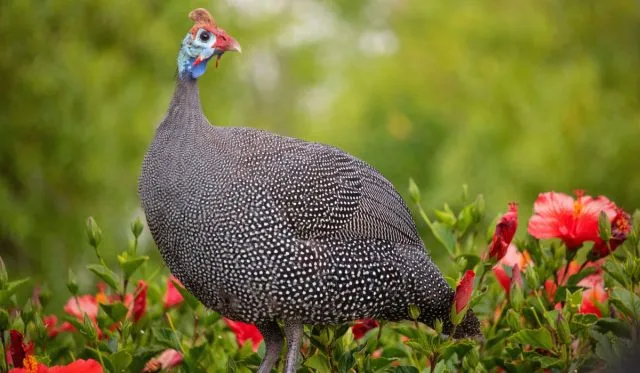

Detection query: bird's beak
xmin=227 ymin=38 xmax=242 ymax=53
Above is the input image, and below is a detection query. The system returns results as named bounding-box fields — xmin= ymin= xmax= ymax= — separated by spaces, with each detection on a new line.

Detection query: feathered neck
xmin=169 ymin=74 xmax=201 ymax=113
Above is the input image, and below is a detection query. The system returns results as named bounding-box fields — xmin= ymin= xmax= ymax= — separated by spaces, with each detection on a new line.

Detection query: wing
xmin=229 ymin=128 xmax=421 ymax=245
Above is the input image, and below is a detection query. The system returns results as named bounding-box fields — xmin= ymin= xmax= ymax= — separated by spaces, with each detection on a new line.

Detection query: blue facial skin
xmin=177 ymin=32 xmax=217 ymax=79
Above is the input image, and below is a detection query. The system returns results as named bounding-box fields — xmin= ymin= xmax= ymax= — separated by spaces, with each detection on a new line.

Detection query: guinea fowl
xmin=139 ymin=8 xmax=481 ymax=373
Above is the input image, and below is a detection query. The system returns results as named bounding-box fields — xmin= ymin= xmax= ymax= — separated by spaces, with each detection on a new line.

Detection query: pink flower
xmin=132 ymin=280 xmax=148 ymax=323
xmin=351 ymin=319 xmax=379 ymax=340
xmin=488 ymin=202 xmax=518 ymax=261
xmin=223 ymin=318 xmax=263 ymax=352
xmin=577 ymin=270 xmax=608 ymax=318
xmin=528 ymin=191 xmax=618 ymax=250
xmin=453 ymin=270 xmax=475 ymax=314
xmin=164 ymin=276 xmax=184 ymax=309
xmin=43 ymin=315 xmax=74 ymax=338
xmin=143 ymin=349 xmax=183 ymax=372
xmin=63 ymin=284 xmax=133 ymax=337
xmin=492 ymin=244 xmax=531 ymax=294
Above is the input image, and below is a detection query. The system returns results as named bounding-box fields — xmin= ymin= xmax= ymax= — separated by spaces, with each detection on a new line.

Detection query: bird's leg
xmin=283 ymin=321 xmax=304 ymax=373
xmin=256 ymin=321 xmax=284 ymax=373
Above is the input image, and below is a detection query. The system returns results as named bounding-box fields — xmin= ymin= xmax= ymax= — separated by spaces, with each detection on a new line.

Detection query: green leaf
xmin=441 ymin=340 xmax=474 ymax=360
xmin=610 ymin=288 xmax=640 ymax=320
xmin=394 ymin=367 xmax=419 ymax=373
xmin=117 ymin=252 xmax=149 ymax=281
xmin=590 ymin=331 xmax=617 ymax=363
xmin=337 ymin=350 xmax=355 ymax=373
xmin=565 ymin=267 xmax=597 ymax=286
xmin=509 ymin=328 xmax=554 ymax=351
xmin=304 ymin=352 xmax=331 ymax=372
xmin=110 ymin=350 xmax=132 ymax=372
xmin=0 ymin=277 xmax=30 ymax=305
xmin=429 ymin=221 xmax=457 ymax=256
xmin=370 ymin=357 xmax=396 ymax=371
xmin=433 ymin=360 xmax=448 ymax=373
xmin=172 ymin=279 xmax=200 ymax=310
xmin=603 ymin=261 xmax=628 ymax=287
xmin=380 ymin=347 xmax=409 ymax=359
xmin=434 ymin=204 xmax=457 ymax=227
xmin=456 ymin=254 xmax=481 ymax=272
xmin=87 ymin=264 xmax=120 ymax=291
xmin=100 ymin=302 xmax=129 ymax=323
xmin=152 ymin=327 xmax=180 ymax=350
xmin=570 ymin=313 xmax=598 ymax=334
xmin=533 ymin=356 xmax=563 ymax=368
xmin=595 ymin=317 xmax=631 ymax=339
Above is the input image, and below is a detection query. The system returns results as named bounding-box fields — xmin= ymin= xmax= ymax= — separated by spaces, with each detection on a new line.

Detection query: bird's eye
xmin=199 ymin=32 xmax=210 ymax=42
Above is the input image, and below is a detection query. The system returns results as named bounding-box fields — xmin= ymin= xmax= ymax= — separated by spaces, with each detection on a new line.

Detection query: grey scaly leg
xmin=283 ymin=321 xmax=304 ymax=373
xmin=256 ymin=321 xmax=284 ymax=373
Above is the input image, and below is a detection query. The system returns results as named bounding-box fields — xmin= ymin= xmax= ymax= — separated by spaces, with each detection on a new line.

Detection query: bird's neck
xmin=169 ymin=75 xmax=201 ymax=111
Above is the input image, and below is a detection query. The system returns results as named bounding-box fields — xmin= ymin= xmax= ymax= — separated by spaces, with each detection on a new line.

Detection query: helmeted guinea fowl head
xmin=177 ymin=8 xmax=241 ymax=79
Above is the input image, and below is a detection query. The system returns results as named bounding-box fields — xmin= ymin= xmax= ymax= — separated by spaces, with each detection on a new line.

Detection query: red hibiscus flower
xmin=351 ymin=319 xmax=379 ymax=340
xmin=63 ymin=284 xmax=134 ymax=337
xmin=591 ymin=208 xmax=631 ymax=258
xmin=7 ymin=330 xmax=34 ymax=369
xmin=164 ymin=276 xmax=184 ymax=309
xmin=453 ymin=270 xmax=475 ymax=314
xmin=143 ymin=349 xmax=183 ymax=373
xmin=9 ymin=358 xmax=103 ymax=373
xmin=132 ymin=280 xmax=148 ymax=323
xmin=577 ymin=270 xmax=608 ymax=317
xmin=488 ymin=202 xmax=518 ymax=261
xmin=223 ymin=318 xmax=263 ymax=352
xmin=544 ymin=261 xmax=608 ymax=317
xmin=492 ymin=244 xmax=531 ymax=294
xmin=43 ymin=315 xmax=74 ymax=338
xmin=527 ymin=190 xmax=618 ymax=250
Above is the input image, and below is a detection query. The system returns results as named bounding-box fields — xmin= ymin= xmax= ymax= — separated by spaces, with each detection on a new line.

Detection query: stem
xmin=577 ymin=260 xmax=589 ymax=275
xmin=121 ymin=278 xmax=129 ymax=302
xmin=1 ymin=329 xmax=7 ymax=372
xmin=192 ymin=314 xmax=199 ymax=345
xmin=530 ymin=307 xmax=544 ymax=328
xmin=93 ymin=340 xmax=106 ymax=368
xmin=560 ymin=263 xmax=570 ymax=285
xmin=165 ymin=313 xmax=185 ymax=353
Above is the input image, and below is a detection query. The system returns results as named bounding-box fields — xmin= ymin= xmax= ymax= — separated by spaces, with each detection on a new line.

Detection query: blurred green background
xmin=1 ymin=0 xmax=639 ymax=304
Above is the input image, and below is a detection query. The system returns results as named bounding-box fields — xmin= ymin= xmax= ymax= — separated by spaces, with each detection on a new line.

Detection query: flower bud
xmin=598 ymin=211 xmax=612 ymax=242
xmin=510 ymin=282 xmax=524 ymax=312
xmin=556 ymin=313 xmax=572 ymax=345
xmin=0 ymin=308 xmax=9 ymax=330
xmin=408 ymin=178 xmax=421 ymax=204
xmin=505 ymin=309 xmax=521 ymax=331
xmin=408 ymin=304 xmax=421 ymax=321
xmin=524 ymin=269 xmax=539 ymax=291
xmin=131 ymin=217 xmax=144 ymax=239
xmin=434 ymin=319 xmax=444 ymax=335
xmin=81 ymin=313 xmax=98 ymax=341
xmin=0 ymin=256 xmax=8 ymax=289
xmin=86 ymin=216 xmax=102 ymax=249
xmin=21 ymin=300 xmax=34 ymax=325
xmin=67 ymin=269 xmax=79 ymax=295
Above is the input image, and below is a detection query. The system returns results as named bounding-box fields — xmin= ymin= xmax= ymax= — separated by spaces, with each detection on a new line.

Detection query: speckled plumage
xmin=139 ymin=10 xmax=480 ymax=372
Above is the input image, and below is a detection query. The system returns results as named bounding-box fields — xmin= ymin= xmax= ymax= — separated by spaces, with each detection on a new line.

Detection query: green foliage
xmin=1 ymin=0 xmax=639 ymax=302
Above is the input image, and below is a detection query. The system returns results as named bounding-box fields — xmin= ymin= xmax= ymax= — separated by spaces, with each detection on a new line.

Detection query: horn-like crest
xmin=189 ymin=8 xmax=216 ymax=27
xmin=188 ymin=8 xmax=217 ymax=37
